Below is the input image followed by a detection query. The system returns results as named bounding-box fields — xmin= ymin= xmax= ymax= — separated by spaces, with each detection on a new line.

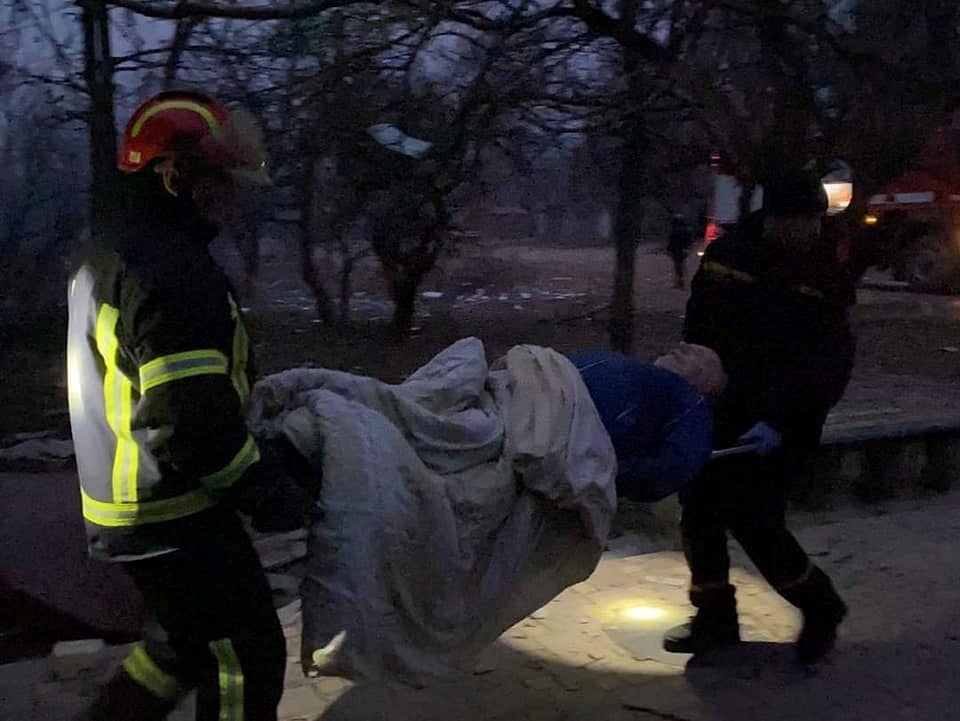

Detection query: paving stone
xmin=0 ymin=658 xmax=48 ymax=689
xmin=0 ymin=686 xmax=35 ymax=721
xmin=284 ymin=661 xmax=311 ymax=688
xmin=523 ymin=675 xmax=557 ymax=690
xmin=316 ymin=677 xmax=351 ymax=696
xmin=595 ymin=673 xmax=627 ymax=691
xmin=278 ymin=685 xmax=323 ymax=721
xmin=642 ymin=575 xmax=686 ymax=588
xmin=474 ymin=684 xmax=536 ymax=718
xmin=472 ymin=650 xmax=499 ymax=675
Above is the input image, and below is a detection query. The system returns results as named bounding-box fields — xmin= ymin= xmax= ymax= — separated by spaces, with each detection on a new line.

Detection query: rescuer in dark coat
xmin=663 ymin=169 xmax=855 ymax=664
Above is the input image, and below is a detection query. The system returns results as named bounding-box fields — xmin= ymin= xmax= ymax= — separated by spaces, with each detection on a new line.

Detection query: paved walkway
xmin=5 ymin=491 xmax=960 ymax=721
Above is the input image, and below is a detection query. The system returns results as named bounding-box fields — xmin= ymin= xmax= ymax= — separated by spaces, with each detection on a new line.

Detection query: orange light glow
xmin=704 ymin=221 xmax=719 ymax=244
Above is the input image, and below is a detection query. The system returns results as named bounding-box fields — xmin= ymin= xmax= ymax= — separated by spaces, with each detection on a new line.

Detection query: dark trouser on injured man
xmin=78 ymin=510 xmax=286 ymax=721
xmin=664 ymin=445 xmax=847 ymax=663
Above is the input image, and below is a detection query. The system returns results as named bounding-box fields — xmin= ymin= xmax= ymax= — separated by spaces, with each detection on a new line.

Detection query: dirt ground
xmin=4 ymin=236 xmax=960 ymax=440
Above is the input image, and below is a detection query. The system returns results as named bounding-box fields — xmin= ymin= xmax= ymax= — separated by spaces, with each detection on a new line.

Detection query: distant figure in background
xmin=667 ymin=215 xmax=694 ymax=288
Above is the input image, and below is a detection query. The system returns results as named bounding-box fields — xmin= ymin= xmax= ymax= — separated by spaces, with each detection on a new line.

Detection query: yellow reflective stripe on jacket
xmin=209 ymin=639 xmax=245 ymax=721
xmin=704 ymin=260 xmax=826 ymax=299
xmin=139 ymin=350 xmax=229 ymax=393
xmin=227 ymin=295 xmax=250 ymax=404
xmin=122 ymin=645 xmax=179 ymax=700
xmin=702 ymin=260 xmax=757 ymax=284
xmin=95 ymin=304 xmax=139 ymax=504
xmin=81 ymin=486 xmax=216 ymax=528
xmin=199 ymin=434 xmax=260 ymax=490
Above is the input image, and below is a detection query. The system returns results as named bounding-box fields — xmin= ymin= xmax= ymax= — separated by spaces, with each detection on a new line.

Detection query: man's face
xmin=189 ymin=170 xmax=237 ymax=227
xmin=763 ymin=215 xmax=822 ymax=252
xmin=654 ymin=343 xmax=728 ymax=398
xmin=157 ymin=154 xmax=239 ymax=228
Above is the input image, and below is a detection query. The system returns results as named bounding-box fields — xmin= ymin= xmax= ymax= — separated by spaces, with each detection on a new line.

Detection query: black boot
xmin=663 ymin=584 xmax=740 ymax=654
xmin=779 ymin=566 xmax=847 ymax=664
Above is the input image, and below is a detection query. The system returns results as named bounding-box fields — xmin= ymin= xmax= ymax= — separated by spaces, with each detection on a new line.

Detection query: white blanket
xmin=249 ymin=338 xmax=617 ymax=682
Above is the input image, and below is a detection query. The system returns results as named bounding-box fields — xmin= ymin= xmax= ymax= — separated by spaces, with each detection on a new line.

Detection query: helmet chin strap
xmin=155 ymin=156 xmax=181 ymax=197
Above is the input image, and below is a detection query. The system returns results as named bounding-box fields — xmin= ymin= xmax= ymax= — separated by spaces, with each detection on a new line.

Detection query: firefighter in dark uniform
xmin=663 ymin=170 xmax=854 ymax=664
xmin=69 ymin=92 xmax=311 ymax=721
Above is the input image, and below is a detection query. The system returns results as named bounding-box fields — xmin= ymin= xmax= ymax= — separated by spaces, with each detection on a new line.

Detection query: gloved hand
xmin=739 ymin=422 xmax=783 ymax=457
xmin=232 ymin=435 xmax=321 ymax=533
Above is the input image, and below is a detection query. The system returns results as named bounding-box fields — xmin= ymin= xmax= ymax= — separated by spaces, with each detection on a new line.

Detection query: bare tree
xmin=80 ymin=0 xmax=118 ymax=233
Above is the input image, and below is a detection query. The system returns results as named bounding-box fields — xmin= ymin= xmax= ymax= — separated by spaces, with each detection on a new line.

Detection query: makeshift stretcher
xmin=248 ymin=340 xmax=759 ymax=683
xmin=710 ymin=443 xmax=760 ymax=460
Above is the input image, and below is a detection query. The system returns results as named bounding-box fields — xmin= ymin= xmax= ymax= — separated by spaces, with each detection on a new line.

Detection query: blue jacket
xmin=570 ymin=352 xmax=713 ymax=502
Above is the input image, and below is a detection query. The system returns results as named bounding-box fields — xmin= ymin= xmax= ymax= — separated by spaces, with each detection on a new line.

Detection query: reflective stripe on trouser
xmin=209 ymin=639 xmax=245 ymax=721
xmin=82 ymin=513 xmax=284 ymax=721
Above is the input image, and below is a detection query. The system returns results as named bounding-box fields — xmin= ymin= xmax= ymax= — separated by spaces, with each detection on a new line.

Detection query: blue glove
xmin=739 ymin=422 xmax=783 ymax=457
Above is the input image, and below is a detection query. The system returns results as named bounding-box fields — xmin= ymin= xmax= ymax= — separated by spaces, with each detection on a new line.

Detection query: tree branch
xmin=569 ymin=0 xmax=674 ymax=64
xmin=106 ymin=0 xmax=367 ymax=21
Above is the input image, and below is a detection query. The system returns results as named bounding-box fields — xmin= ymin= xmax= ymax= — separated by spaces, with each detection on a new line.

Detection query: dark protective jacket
xmin=684 ymin=212 xmax=855 ymax=448
xmin=570 ymin=352 xmax=713 ymax=502
xmin=67 ymin=173 xmax=259 ymax=561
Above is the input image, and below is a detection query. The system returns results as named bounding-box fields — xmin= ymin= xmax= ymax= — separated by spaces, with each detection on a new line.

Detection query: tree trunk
xmin=80 ymin=0 xmax=117 ymax=236
xmin=298 ymin=154 xmax=335 ymax=325
xmin=338 ymin=255 xmax=354 ymax=326
xmin=738 ymin=179 xmax=756 ymax=222
xmin=390 ymin=274 xmax=418 ymax=340
xmin=609 ymin=165 xmax=643 ymax=353
xmin=609 ymin=5 xmax=646 ymax=354
xmin=164 ymin=18 xmax=201 ymax=88
xmin=234 ymin=227 xmax=260 ymax=303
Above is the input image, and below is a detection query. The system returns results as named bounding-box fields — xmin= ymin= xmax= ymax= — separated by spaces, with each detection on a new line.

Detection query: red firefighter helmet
xmin=118 ymin=91 xmax=270 ymax=184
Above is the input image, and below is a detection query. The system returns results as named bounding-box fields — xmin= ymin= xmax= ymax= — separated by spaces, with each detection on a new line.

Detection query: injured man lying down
xmin=246 ymin=338 xmax=726 ymax=683
xmin=570 ymin=342 xmax=727 ymax=503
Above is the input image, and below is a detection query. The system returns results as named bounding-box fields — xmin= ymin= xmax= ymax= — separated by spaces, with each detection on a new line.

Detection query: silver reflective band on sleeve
xmin=139 ymin=350 xmax=230 ymax=393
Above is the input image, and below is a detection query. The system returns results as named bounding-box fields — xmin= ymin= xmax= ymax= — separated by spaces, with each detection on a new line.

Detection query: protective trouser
xmin=77 ymin=509 xmax=286 ymax=721
xmin=679 ymin=445 xmax=832 ymax=612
